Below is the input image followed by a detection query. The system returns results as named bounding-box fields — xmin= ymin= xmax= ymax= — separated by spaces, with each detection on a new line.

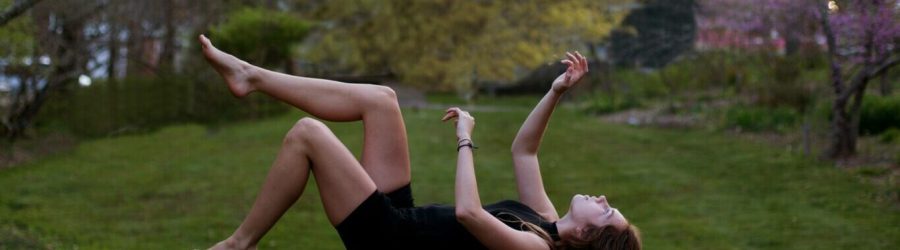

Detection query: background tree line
xmin=0 ymin=0 xmax=633 ymax=138
xmin=0 ymin=0 xmax=897 ymax=162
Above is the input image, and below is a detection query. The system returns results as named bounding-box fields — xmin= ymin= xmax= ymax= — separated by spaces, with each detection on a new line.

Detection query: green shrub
xmin=811 ymin=95 xmax=899 ymax=136
xmin=894 ymin=152 xmax=900 ymax=166
xmin=38 ymin=75 xmax=288 ymax=137
xmin=610 ymin=69 xmax=668 ymax=99
xmin=879 ymin=128 xmax=900 ymax=144
xmin=211 ymin=7 xmax=311 ymax=68
xmin=859 ymin=95 xmax=900 ymax=135
xmin=582 ymin=95 xmax=642 ymax=115
xmin=748 ymin=56 xmax=817 ymax=111
xmin=854 ymin=166 xmax=891 ymax=177
xmin=723 ymin=105 xmax=799 ymax=132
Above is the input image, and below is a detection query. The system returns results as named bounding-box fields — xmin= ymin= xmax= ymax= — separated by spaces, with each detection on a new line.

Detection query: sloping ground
xmin=0 ymin=133 xmax=77 ymax=169
xmin=0 ymin=106 xmax=897 ymax=249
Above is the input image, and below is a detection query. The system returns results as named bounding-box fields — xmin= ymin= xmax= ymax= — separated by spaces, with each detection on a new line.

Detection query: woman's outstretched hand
xmin=551 ymin=51 xmax=589 ymax=94
xmin=442 ymin=107 xmax=475 ymax=140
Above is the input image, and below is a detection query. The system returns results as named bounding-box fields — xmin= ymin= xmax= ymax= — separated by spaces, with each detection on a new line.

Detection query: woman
xmin=199 ymin=34 xmax=641 ymax=250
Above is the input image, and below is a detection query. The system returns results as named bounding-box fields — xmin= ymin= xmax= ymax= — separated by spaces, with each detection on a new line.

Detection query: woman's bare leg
xmin=199 ymin=35 xmax=411 ymax=193
xmin=211 ymin=118 xmax=378 ymax=250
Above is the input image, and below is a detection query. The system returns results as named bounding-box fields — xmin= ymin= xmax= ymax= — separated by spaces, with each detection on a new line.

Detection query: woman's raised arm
xmin=444 ymin=108 xmax=549 ymax=250
xmin=510 ymin=52 xmax=589 ymax=221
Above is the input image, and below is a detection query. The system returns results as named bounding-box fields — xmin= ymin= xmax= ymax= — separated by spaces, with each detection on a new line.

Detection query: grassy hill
xmin=1 ymin=101 xmax=897 ymax=249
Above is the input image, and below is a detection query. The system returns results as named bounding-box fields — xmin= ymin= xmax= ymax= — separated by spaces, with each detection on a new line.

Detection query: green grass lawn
xmin=1 ymin=99 xmax=898 ymax=249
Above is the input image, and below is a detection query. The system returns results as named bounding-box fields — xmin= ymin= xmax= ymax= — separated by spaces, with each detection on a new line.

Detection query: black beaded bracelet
xmin=457 ymin=139 xmax=478 ymax=151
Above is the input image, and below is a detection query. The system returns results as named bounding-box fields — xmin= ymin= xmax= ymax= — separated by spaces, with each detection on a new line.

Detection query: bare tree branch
xmin=840 ymin=53 xmax=900 ymax=101
xmin=868 ymin=53 xmax=900 ymax=79
xmin=0 ymin=0 xmax=43 ymax=26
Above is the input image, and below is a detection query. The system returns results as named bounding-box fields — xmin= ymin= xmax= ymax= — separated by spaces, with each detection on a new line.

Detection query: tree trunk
xmin=802 ymin=118 xmax=811 ymax=156
xmin=108 ymin=20 xmax=121 ymax=128
xmin=125 ymin=20 xmax=145 ymax=76
xmin=819 ymin=3 xmax=855 ymax=159
xmin=784 ymin=31 xmax=800 ymax=56
xmin=159 ymin=0 xmax=177 ymax=73
xmin=108 ymin=22 xmax=119 ymax=82
xmin=828 ymin=91 xmax=855 ymax=158
xmin=2 ymin=2 xmax=87 ymax=141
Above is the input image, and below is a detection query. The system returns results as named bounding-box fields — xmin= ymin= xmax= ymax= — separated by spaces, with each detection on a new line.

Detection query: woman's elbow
xmin=455 ymin=207 xmax=477 ymax=223
xmin=510 ymin=144 xmax=534 ymax=156
xmin=510 ymin=142 xmax=523 ymax=154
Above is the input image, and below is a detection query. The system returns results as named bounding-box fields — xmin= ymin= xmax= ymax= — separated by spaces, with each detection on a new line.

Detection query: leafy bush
xmin=813 ymin=95 xmax=900 ymax=136
xmin=723 ymin=105 xmax=799 ymax=132
xmin=582 ymin=95 xmax=642 ymax=115
xmin=609 ymin=52 xmax=825 ymax=108
xmin=753 ymin=56 xmax=815 ymax=111
xmin=896 ymin=151 xmax=900 ymax=166
xmin=880 ymin=128 xmax=900 ymax=144
xmin=854 ymin=166 xmax=891 ymax=177
xmin=38 ymin=75 xmax=287 ymax=137
xmin=859 ymin=95 xmax=900 ymax=135
xmin=211 ymin=7 xmax=312 ymax=68
xmin=610 ymin=69 xmax=668 ymax=99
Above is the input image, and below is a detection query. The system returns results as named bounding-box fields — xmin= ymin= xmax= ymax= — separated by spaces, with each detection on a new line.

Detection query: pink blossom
xmin=697 ymin=0 xmax=900 ymax=62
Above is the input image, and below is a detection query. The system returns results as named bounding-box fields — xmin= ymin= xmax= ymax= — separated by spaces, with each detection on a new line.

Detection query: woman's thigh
xmin=359 ymin=86 xmax=412 ymax=193
xmin=293 ymin=118 xmax=379 ymax=225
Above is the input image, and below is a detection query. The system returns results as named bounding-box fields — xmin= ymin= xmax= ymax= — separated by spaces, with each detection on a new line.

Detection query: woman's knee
xmin=363 ymin=85 xmax=399 ymax=110
xmin=284 ymin=117 xmax=329 ymax=146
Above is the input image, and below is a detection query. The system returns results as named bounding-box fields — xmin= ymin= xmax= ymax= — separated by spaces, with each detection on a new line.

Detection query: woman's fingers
xmin=442 ymin=108 xmax=475 ymax=121
xmin=442 ymin=112 xmax=457 ymax=122
xmin=574 ymin=51 xmax=588 ymax=71
xmin=442 ymin=107 xmax=458 ymax=121
xmin=444 ymin=107 xmax=475 ymax=121
xmin=566 ymin=52 xmax=578 ymax=69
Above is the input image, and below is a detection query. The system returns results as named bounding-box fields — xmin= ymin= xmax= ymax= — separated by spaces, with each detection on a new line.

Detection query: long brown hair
xmin=500 ymin=212 xmax=642 ymax=250
xmin=496 ymin=212 xmax=556 ymax=249
xmin=562 ymin=224 xmax=642 ymax=250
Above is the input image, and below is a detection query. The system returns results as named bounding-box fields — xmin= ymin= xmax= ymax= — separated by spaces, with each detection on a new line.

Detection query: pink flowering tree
xmin=818 ymin=0 xmax=900 ymax=159
xmin=699 ymin=0 xmax=900 ymax=159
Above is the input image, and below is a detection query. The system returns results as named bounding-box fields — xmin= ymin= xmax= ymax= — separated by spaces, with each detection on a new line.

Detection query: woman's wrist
xmin=457 ymin=138 xmax=477 ymax=151
xmin=549 ymin=87 xmax=566 ymax=97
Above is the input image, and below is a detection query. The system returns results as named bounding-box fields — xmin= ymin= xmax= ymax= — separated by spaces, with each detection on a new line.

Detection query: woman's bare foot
xmin=198 ymin=34 xmax=258 ymax=98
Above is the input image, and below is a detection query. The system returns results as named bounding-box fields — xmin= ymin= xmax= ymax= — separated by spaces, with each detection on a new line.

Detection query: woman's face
xmin=569 ymin=194 xmax=628 ymax=231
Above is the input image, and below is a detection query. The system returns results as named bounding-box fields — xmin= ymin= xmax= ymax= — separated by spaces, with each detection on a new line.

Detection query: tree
xmin=296 ymin=0 xmax=631 ymax=91
xmin=210 ymin=7 xmax=312 ymax=74
xmin=7 ymin=0 xmax=105 ymax=140
xmin=1 ymin=0 xmax=249 ymax=140
xmin=0 ymin=0 xmax=41 ymax=26
xmin=609 ymin=0 xmax=698 ymax=68
xmin=698 ymin=0 xmax=900 ymax=159
xmin=818 ymin=0 xmax=900 ymax=159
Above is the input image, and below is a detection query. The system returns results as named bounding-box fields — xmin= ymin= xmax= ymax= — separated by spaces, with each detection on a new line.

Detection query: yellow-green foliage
xmin=0 ymin=0 xmax=36 ymax=58
xmin=300 ymin=0 xmax=630 ymax=90
xmin=211 ymin=8 xmax=312 ymax=67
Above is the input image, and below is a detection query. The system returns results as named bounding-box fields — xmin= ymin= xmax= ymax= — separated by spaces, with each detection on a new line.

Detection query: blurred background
xmin=0 ymin=0 xmax=898 ymax=249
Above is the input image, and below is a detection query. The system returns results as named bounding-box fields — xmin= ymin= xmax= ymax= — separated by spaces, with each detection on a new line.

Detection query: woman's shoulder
xmin=485 ymin=200 xmax=545 ymax=221
xmin=484 ymin=199 xmax=527 ymax=210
